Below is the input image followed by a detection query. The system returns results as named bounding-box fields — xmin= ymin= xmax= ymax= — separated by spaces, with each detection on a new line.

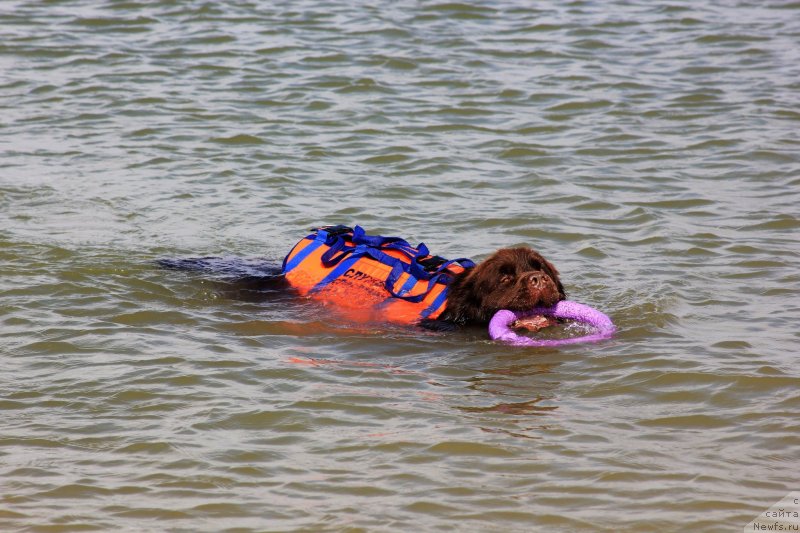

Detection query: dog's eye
xmin=499 ymin=274 xmax=513 ymax=284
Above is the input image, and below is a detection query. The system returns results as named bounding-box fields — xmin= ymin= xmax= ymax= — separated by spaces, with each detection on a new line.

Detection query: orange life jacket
xmin=282 ymin=225 xmax=475 ymax=325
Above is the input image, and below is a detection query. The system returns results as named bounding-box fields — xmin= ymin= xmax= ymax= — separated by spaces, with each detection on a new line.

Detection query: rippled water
xmin=2 ymin=1 xmax=799 ymax=531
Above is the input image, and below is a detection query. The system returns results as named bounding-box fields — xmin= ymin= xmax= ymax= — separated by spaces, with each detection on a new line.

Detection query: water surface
xmin=1 ymin=1 xmax=799 ymax=531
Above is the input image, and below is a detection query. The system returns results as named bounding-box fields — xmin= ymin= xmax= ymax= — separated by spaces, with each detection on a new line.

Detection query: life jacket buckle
xmin=417 ymin=255 xmax=447 ymax=272
xmin=313 ymin=224 xmax=353 ymax=238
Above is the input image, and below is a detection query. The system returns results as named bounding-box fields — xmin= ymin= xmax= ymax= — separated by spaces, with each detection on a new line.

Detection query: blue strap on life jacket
xmin=312 ymin=246 xmax=367 ymax=292
xmin=313 ymin=225 xmax=418 ymax=267
xmin=302 ymin=225 xmax=474 ymax=303
xmin=282 ymin=228 xmax=331 ymax=273
xmin=421 ymin=284 xmax=450 ymax=318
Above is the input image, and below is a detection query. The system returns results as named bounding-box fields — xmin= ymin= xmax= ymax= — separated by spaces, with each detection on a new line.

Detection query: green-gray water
xmin=2 ymin=1 xmax=799 ymax=531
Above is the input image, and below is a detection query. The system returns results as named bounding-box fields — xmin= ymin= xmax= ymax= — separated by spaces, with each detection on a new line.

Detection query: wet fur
xmin=158 ymin=247 xmax=565 ymax=330
xmin=422 ymin=248 xmax=566 ymax=330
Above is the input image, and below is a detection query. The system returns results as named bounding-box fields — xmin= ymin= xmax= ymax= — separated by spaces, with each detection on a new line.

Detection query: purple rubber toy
xmin=489 ymin=300 xmax=616 ymax=347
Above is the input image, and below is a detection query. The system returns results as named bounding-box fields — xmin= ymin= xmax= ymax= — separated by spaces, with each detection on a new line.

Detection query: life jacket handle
xmin=306 ymin=225 xmax=476 ymax=303
xmin=318 ymin=225 xmax=428 ymax=268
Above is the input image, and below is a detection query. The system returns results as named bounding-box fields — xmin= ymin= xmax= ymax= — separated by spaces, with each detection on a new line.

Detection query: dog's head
xmin=439 ymin=247 xmax=565 ymax=325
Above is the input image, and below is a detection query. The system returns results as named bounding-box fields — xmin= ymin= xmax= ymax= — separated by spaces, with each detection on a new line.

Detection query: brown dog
xmin=422 ymin=247 xmax=566 ymax=330
xmin=159 ymin=241 xmax=565 ymax=332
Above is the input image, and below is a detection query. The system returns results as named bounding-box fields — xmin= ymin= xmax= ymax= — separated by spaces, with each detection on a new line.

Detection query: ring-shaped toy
xmin=489 ymin=300 xmax=616 ymax=347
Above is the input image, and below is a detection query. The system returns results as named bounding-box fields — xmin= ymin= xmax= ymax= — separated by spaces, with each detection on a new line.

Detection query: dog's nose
xmin=528 ymin=272 xmax=543 ymax=287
